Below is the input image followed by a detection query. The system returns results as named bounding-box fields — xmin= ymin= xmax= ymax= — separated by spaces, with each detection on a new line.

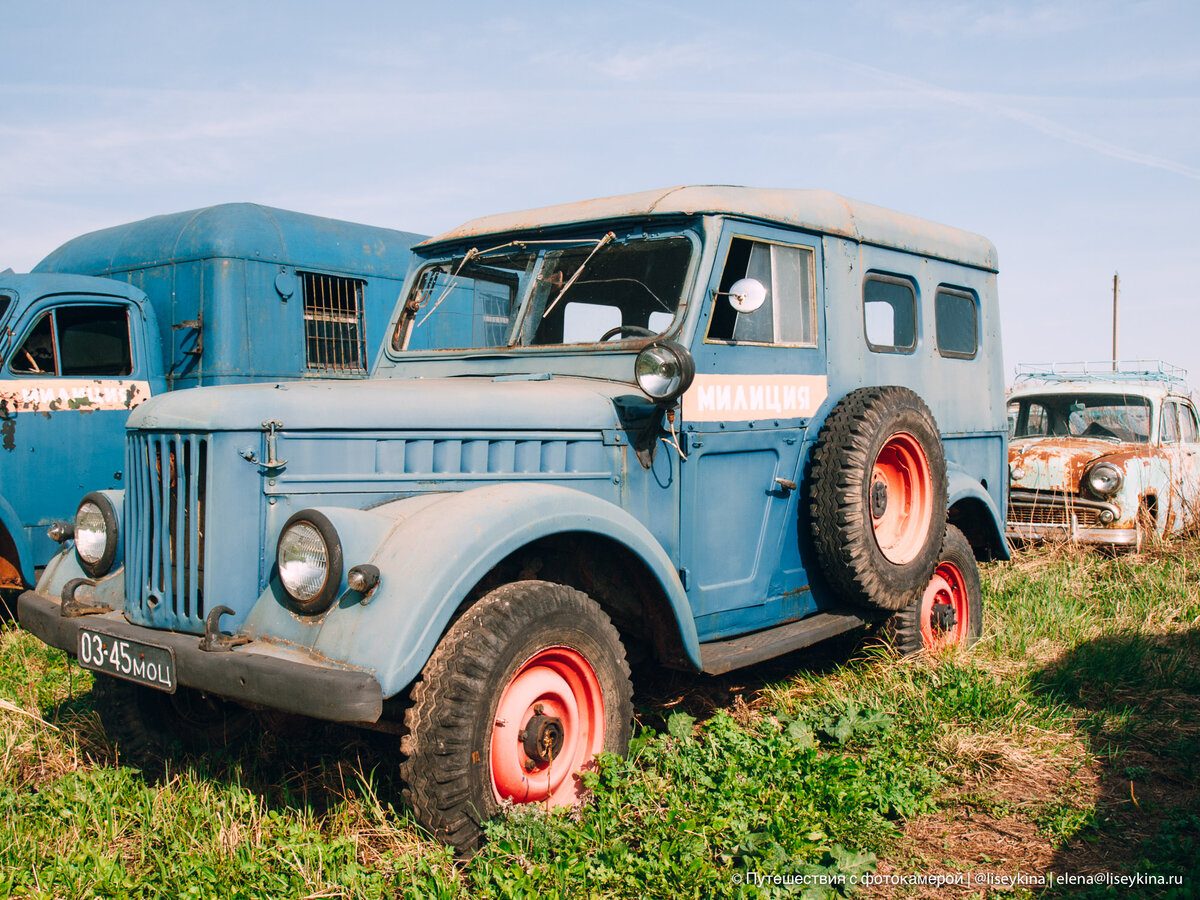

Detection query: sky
xmin=2 ymin=0 xmax=1197 ymax=385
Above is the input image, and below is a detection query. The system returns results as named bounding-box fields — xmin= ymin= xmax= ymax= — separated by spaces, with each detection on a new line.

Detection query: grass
xmin=0 ymin=539 xmax=1197 ymax=898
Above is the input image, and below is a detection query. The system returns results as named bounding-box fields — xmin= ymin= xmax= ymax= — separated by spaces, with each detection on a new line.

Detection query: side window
xmin=11 ymin=306 xmax=132 ymax=376
xmin=302 ymin=272 xmax=367 ymax=372
xmin=863 ymin=274 xmax=917 ymax=353
xmin=57 ymin=306 xmax=132 ymax=375
xmin=1160 ymin=402 xmax=1181 ymax=444
xmin=1181 ymin=403 xmax=1200 ymax=443
xmin=706 ymin=238 xmax=816 ymax=346
xmin=10 ymin=312 xmax=56 ymax=374
xmin=0 ymin=293 xmax=12 ymax=321
xmin=935 ymin=287 xmax=977 ymax=358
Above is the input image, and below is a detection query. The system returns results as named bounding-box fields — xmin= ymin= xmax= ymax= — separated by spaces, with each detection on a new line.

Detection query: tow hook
xmin=61 ymin=578 xmax=111 ymax=618
xmin=199 ymin=605 xmax=250 ymax=652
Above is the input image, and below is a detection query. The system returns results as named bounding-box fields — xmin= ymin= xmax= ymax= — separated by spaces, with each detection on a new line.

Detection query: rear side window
xmin=863 ymin=274 xmax=917 ymax=353
xmin=0 ymin=293 xmax=12 ymax=322
xmin=1181 ymin=404 xmax=1200 ymax=443
xmin=302 ymin=272 xmax=367 ymax=372
xmin=10 ymin=306 xmax=132 ymax=376
xmin=1161 ymin=402 xmax=1181 ymax=443
xmin=935 ymin=287 xmax=977 ymax=358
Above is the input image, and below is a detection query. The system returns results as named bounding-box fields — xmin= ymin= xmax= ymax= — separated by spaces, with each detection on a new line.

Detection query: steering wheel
xmin=599 ymin=325 xmax=656 ymax=342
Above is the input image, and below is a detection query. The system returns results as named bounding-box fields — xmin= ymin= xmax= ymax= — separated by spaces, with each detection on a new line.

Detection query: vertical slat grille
xmin=126 ymin=432 xmax=208 ymax=631
xmin=302 ymin=272 xmax=367 ymax=372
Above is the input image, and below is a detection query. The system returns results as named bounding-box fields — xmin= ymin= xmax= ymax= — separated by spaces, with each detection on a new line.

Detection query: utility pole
xmin=1112 ymin=272 xmax=1119 ymax=369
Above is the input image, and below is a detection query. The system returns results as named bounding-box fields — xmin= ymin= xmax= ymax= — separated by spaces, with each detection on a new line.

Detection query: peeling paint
xmin=0 ymin=379 xmax=151 ymax=414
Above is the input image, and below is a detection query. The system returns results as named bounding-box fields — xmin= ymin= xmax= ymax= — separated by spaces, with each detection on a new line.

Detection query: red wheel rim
xmin=919 ymin=561 xmax=970 ymax=649
xmin=490 ymin=647 xmax=605 ymax=806
xmin=870 ymin=432 xmax=933 ymax=565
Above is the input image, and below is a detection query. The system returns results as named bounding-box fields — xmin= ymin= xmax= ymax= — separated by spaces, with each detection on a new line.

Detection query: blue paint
xmin=30 ymin=187 xmax=1009 ymax=716
xmin=1 ymin=204 xmax=430 ymax=586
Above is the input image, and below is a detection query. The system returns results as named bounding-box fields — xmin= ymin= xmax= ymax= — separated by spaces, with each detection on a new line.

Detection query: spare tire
xmin=808 ymin=386 xmax=947 ymax=611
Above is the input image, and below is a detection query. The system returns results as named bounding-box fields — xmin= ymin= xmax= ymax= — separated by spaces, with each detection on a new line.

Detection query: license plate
xmin=78 ymin=629 xmax=176 ymax=693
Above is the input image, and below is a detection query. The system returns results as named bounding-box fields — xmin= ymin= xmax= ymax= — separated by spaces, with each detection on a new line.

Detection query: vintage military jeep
xmin=19 ymin=186 xmax=1008 ymax=848
xmin=1007 ymin=361 xmax=1199 ymax=546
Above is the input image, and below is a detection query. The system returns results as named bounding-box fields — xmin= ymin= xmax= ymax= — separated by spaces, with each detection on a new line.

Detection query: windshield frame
xmin=387 ymin=223 xmax=703 ymax=359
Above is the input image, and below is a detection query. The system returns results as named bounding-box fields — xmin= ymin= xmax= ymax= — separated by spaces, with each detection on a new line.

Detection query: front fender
xmin=0 ymin=494 xmax=33 ymax=586
xmin=23 ymin=544 xmax=128 ymax=613
xmin=244 ymin=483 xmax=700 ymax=699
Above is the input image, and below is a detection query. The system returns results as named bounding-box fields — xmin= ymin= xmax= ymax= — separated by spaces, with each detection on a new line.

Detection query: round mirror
xmin=728 ymin=277 xmax=767 ymax=313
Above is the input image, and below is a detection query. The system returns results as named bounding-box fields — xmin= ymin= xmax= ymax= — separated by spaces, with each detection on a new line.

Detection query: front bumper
xmin=18 ymin=589 xmax=383 ymax=723
xmin=1006 ymin=522 xmax=1138 ymax=545
xmin=1006 ymin=489 xmax=1133 ymax=545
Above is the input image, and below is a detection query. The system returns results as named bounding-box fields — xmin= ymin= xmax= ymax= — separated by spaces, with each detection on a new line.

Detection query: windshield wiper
xmin=413 ymin=235 xmax=616 ymax=329
xmin=542 ymin=231 xmax=615 ymax=319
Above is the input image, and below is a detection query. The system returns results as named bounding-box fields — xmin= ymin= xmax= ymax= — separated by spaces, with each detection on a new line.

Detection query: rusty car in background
xmin=1007 ymin=361 xmax=1200 ymax=547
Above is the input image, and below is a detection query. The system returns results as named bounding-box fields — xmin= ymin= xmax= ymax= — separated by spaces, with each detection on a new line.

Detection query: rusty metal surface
xmin=422 ymin=186 xmax=998 ymax=272
xmin=1008 ymin=401 xmax=1200 ymax=542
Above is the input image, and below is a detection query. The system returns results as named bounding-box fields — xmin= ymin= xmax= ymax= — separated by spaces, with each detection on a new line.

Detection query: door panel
xmin=678 ymin=223 xmax=827 ymax=641
xmin=0 ymin=301 xmax=149 ymax=575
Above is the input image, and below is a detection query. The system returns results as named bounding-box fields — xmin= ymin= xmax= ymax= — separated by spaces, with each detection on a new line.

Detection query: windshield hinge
xmin=260 ymin=419 xmax=287 ymax=470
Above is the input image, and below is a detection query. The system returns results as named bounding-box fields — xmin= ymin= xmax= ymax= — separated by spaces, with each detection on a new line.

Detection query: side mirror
xmin=727 ymin=277 xmax=767 ymax=313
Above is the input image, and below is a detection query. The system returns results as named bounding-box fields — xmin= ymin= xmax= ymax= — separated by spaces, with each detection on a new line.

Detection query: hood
xmin=1008 ymin=437 xmax=1153 ymax=492
xmin=127 ymin=375 xmax=649 ymax=433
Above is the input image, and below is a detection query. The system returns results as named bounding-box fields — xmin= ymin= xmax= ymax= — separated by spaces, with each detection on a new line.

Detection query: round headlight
xmin=1087 ymin=463 xmax=1123 ymax=496
xmin=634 ymin=340 xmax=695 ymax=403
xmin=74 ymin=492 xmax=120 ymax=577
xmin=276 ymin=510 xmax=343 ymax=615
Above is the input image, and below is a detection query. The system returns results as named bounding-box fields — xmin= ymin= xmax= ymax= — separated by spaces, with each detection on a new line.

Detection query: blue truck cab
xmin=20 ymin=186 xmax=1008 ymax=849
xmin=0 ymin=204 xmax=424 ymax=591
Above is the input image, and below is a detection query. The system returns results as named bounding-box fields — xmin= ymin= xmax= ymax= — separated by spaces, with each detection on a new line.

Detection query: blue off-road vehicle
xmin=0 ymin=204 xmax=425 ymax=594
xmin=20 ymin=186 xmax=1008 ymax=848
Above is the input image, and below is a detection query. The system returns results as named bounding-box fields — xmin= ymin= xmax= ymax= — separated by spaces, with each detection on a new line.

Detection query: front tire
xmin=400 ymin=580 xmax=632 ymax=851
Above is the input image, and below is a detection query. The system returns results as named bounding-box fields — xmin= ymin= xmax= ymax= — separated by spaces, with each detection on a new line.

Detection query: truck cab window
xmin=706 ymin=238 xmax=816 ymax=345
xmin=11 ymin=306 xmax=132 ymax=376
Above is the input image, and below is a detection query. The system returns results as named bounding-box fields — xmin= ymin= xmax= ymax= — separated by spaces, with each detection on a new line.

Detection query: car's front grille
xmin=126 ymin=432 xmax=208 ymax=631
xmin=1008 ymin=494 xmax=1102 ymax=528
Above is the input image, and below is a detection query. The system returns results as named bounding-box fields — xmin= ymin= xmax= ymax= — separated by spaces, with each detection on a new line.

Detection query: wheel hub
xmin=870 ymin=478 xmax=889 ymax=518
xmin=521 ymin=706 xmax=566 ymax=763
xmin=930 ymin=601 xmax=957 ymax=633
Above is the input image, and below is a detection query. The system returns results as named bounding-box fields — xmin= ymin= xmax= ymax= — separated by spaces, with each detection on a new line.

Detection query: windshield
xmin=1008 ymin=393 xmax=1152 ymax=443
xmin=394 ymin=231 xmax=693 ymax=352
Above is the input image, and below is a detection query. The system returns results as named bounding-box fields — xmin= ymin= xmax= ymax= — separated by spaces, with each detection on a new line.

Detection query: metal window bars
xmin=302 ymin=272 xmax=367 ymax=372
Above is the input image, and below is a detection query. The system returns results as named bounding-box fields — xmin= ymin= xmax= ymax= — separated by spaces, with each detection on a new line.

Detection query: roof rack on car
xmin=1013 ymin=360 xmax=1190 ymax=390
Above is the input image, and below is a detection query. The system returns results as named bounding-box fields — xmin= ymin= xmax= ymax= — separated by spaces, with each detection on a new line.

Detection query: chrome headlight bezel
xmin=276 ymin=510 xmax=343 ymax=615
xmin=1086 ymin=462 xmax=1124 ymax=497
xmin=634 ymin=339 xmax=695 ymax=404
xmin=74 ymin=491 xmax=120 ymax=578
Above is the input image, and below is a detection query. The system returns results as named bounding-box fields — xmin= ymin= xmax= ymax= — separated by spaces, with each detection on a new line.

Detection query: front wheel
xmin=884 ymin=525 xmax=982 ymax=653
xmin=400 ymin=581 xmax=632 ymax=851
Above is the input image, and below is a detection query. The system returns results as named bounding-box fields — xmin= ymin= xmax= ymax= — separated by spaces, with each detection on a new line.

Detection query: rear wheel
xmin=884 ymin=525 xmax=982 ymax=653
xmin=400 ymin=580 xmax=632 ymax=851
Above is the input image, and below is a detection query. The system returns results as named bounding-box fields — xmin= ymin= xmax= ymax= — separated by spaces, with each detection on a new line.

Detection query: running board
xmin=698 ymin=611 xmax=869 ymax=675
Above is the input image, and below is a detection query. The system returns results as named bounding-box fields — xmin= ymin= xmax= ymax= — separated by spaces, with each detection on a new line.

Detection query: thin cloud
xmin=827 ymin=56 xmax=1200 ymax=181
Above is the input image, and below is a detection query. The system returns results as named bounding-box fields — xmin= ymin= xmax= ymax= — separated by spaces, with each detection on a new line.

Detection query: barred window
xmin=302 ymin=272 xmax=367 ymax=372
